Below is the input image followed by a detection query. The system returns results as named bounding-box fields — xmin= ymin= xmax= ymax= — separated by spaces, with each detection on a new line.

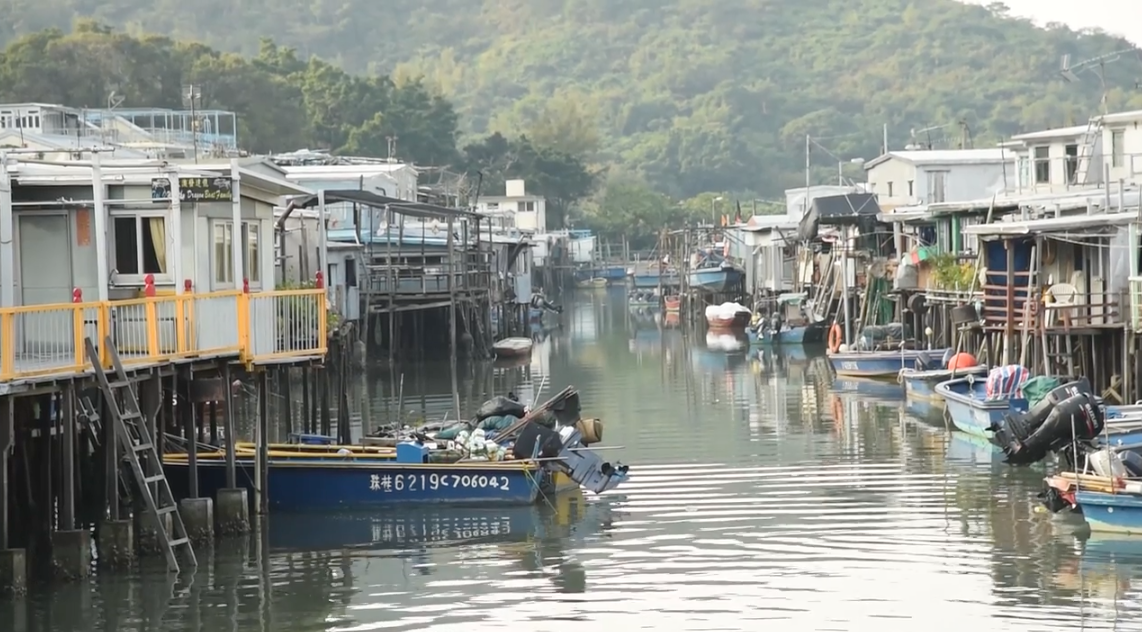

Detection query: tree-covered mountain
xmin=3 ymin=1 xmax=1142 ymax=215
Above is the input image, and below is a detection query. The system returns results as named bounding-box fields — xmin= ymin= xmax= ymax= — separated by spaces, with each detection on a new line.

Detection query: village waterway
xmin=4 ymin=287 xmax=1142 ymax=630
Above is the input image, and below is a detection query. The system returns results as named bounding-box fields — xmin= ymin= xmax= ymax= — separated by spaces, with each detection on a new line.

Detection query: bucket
xmin=575 ymin=418 xmax=603 ymax=445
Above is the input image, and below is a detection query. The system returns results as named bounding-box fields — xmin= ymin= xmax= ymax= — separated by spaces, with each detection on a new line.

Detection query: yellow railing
xmin=0 ymin=288 xmax=327 ymax=382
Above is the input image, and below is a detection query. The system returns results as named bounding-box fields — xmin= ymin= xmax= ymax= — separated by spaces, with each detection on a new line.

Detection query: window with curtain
xmin=112 ymin=214 xmax=167 ymax=276
xmin=214 ymin=221 xmax=233 ymax=284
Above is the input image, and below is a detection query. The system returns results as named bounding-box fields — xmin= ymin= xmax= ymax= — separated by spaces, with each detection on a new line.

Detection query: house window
xmin=112 ymin=215 xmax=167 ymax=276
xmin=1112 ymin=130 xmax=1125 ymax=167
xmin=213 ymin=221 xmax=233 ymax=284
xmin=887 ymin=182 xmax=894 ymax=197
xmin=524 ymin=201 xmax=535 ymax=212
xmin=928 ymin=171 xmax=948 ymax=203
xmin=214 ymin=220 xmax=263 ymax=285
xmin=907 ymin=181 xmax=913 ymax=197
xmin=243 ymin=222 xmax=260 ymax=284
xmin=1065 ymin=144 xmax=1078 ymax=183
xmin=1033 ymin=146 xmax=1050 ymax=183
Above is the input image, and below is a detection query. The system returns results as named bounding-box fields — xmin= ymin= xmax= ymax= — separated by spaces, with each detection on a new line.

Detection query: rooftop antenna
xmin=182 ymin=84 xmax=202 ymax=163
xmin=386 ymin=135 xmax=398 ymax=162
xmin=1060 ymin=48 xmax=1141 ymax=115
xmin=103 ymin=90 xmax=125 ymax=146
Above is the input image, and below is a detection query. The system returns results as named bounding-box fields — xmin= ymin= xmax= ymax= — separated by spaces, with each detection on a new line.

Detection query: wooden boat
xmin=828 ymin=348 xmax=950 ymax=379
xmin=493 ymin=337 xmax=533 ymax=358
xmin=631 ymin=270 xmax=680 ymax=288
xmin=747 ymin=323 xmax=824 ymax=346
xmin=687 ymin=265 xmax=745 ymax=293
xmin=900 ymin=365 xmax=989 ymax=403
xmin=663 ymin=295 xmax=680 ymax=311
xmin=704 ymin=303 xmax=751 ymax=330
xmin=937 ymin=374 xmax=1142 ymax=441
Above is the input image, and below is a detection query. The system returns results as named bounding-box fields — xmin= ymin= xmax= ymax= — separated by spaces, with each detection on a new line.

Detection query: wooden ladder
xmin=85 ymin=337 xmax=197 ymax=573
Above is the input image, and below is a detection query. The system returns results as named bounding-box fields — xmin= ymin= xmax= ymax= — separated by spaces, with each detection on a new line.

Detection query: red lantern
xmin=184 ymin=279 xmax=193 ymax=293
xmin=143 ymin=274 xmax=156 ymax=297
xmin=315 ymin=271 xmax=325 ymax=289
xmin=72 ymin=288 xmax=82 ymax=303
xmin=242 ymin=278 xmax=249 ymax=294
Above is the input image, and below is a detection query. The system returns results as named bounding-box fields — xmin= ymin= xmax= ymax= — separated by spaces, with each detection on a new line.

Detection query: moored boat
xmin=687 ymin=265 xmax=744 ymax=293
xmin=704 ymin=302 xmax=751 ymax=330
xmin=493 ymin=337 xmax=533 ymax=358
xmin=828 ymin=348 xmax=949 ymax=379
xmin=901 ymin=365 xmax=989 ymax=403
xmin=663 ymin=295 xmax=680 ymax=312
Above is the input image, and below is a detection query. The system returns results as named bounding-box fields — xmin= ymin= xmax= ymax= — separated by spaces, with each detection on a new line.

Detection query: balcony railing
xmin=0 ymin=288 xmax=327 ymax=383
xmin=1008 ymin=151 xmax=1142 ymax=194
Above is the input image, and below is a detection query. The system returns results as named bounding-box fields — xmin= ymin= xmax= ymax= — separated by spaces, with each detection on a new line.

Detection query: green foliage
xmin=929 ymin=253 xmax=977 ymax=291
xmin=579 ymin=175 xmax=691 ymax=250
xmin=3 ymin=2 xmax=1142 ymax=221
xmin=0 ymin=24 xmax=598 ymax=229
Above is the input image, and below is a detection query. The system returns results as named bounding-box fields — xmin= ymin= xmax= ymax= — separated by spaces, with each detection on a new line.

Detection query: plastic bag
xmin=476 ymin=396 xmax=526 ymax=421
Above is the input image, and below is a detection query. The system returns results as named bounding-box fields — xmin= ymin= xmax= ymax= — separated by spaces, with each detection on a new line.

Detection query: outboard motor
xmin=991 ymin=388 xmax=1105 ymax=465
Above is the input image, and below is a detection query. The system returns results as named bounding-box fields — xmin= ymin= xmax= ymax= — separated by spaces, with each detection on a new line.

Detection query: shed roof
xmin=963 ymin=211 xmax=1136 ymax=237
xmin=291 ymin=189 xmax=478 ymax=220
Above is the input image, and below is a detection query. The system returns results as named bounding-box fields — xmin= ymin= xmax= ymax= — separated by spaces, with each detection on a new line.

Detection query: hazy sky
xmin=961 ymin=0 xmax=1141 ymax=44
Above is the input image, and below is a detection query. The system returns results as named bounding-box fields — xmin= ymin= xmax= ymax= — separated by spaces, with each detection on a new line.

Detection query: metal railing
xmin=1007 ymin=151 xmax=1142 ymax=195
xmin=1129 ymin=277 xmax=1142 ymax=332
xmin=0 ymin=288 xmax=327 ymax=382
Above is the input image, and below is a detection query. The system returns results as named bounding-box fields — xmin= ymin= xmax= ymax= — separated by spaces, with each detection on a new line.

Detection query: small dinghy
xmin=493 ymin=337 xmax=534 ymax=358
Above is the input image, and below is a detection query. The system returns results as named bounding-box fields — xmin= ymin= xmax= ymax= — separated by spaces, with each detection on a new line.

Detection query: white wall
xmin=865 ymin=159 xmax=918 ymax=209
xmin=915 ymin=162 xmax=1011 ymax=204
xmin=1105 ymin=123 xmax=1142 ymax=185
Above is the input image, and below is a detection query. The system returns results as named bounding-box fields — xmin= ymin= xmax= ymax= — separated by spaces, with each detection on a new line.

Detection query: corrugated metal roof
xmin=963 ymin=210 xmax=1137 ymax=237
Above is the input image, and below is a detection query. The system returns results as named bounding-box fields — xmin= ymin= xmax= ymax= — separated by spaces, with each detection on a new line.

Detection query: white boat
xmin=493 ymin=337 xmax=534 ymax=358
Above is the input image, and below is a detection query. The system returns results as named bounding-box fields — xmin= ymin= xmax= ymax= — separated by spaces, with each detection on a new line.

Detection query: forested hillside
xmin=2 ymin=0 xmax=1142 ymax=223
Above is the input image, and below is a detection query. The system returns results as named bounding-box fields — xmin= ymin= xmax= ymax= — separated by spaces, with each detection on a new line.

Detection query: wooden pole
xmin=448 ymin=214 xmax=461 ymax=420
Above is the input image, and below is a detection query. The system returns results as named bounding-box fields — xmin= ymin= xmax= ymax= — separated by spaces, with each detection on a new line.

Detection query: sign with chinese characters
xmin=368 ymin=472 xmax=511 ymax=492
xmin=151 ymin=176 xmax=233 ymax=203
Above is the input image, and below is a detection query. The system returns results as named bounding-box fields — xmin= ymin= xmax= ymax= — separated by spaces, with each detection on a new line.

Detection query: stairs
xmin=85 ymin=337 xmax=197 ymax=573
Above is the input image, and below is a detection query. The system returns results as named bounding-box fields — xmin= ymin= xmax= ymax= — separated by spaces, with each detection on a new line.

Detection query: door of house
xmin=17 ymin=213 xmax=74 ymax=360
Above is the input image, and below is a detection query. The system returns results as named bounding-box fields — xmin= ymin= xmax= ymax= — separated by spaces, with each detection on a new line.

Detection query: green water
xmin=3 ymin=288 xmax=1142 ymax=631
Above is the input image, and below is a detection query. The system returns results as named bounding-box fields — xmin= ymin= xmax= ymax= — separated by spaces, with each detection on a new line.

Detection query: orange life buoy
xmin=828 ymin=323 xmax=843 ymax=353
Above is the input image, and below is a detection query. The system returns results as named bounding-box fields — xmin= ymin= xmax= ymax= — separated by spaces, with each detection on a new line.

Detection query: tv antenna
xmin=182 ymin=84 xmax=203 ymax=163
xmin=1060 ymin=48 xmax=1141 ymax=114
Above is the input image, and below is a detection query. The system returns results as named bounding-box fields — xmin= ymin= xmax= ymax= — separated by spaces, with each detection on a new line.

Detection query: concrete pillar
xmin=0 ymin=548 xmax=26 ymax=596
xmin=180 ymin=497 xmax=214 ymax=544
xmin=50 ymin=530 xmax=91 ymax=581
xmin=135 ymin=508 xmax=172 ymax=556
xmin=215 ymin=488 xmax=250 ymax=535
xmin=97 ymin=519 xmax=135 ymax=569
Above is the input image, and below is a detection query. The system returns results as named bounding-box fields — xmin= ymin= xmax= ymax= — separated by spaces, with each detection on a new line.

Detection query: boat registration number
xmin=372 ymin=518 xmax=512 ymax=543
xmin=369 ymin=473 xmax=511 ymax=492
xmin=838 ymin=362 xmax=860 ymax=371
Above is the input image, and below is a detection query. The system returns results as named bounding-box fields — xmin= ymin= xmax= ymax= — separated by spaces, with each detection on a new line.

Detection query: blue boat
xmin=901 ymin=365 xmax=989 ymax=403
xmin=687 ymin=266 xmax=744 ymax=293
xmin=747 ymin=323 xmax=825 ymax=346
xmin=828 ymin=348 xmax=950 ymax=379
xmin=165 ymin=459 xmax=556 ymax=510
xmin=632 ymin=271 xmax=681 ymax=288
xmin=936 ymin=375 xmax=1029 ymax=437
xmin=1074 ymin=490 xmax=1142 ymax=535
xmin=938 ymin=375 xmax=1142 ymax=443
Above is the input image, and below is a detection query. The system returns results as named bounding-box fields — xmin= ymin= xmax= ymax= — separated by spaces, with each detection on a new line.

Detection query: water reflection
xmin=6 ymin=290 xmax=1142 ymax=629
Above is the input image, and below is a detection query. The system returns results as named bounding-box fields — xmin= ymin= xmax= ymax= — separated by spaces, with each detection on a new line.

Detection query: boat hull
xmin=632 ymin=273 xmax=680 ymax=288
xmin=934 ymin=377 xmax=1027 ymax=437
xmin=663 ymin=296 xmax=680 ymax=312
xmin=747 ymin=322 xmax=825 ymax=345
xmin=164 ymin=459 xmax=545 ymax=511
xmin=1077 ymin=491 xmax=1142 ymax=535
xmin=687 ymin=267 xmax=744 ymax=293
xmin=829 ymin=348 xmax=950 ymax=379
xmin=901 ymin=366 xmax=989 ymax=402
xmin=707 ymin=312 xmax=750 ymax=330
